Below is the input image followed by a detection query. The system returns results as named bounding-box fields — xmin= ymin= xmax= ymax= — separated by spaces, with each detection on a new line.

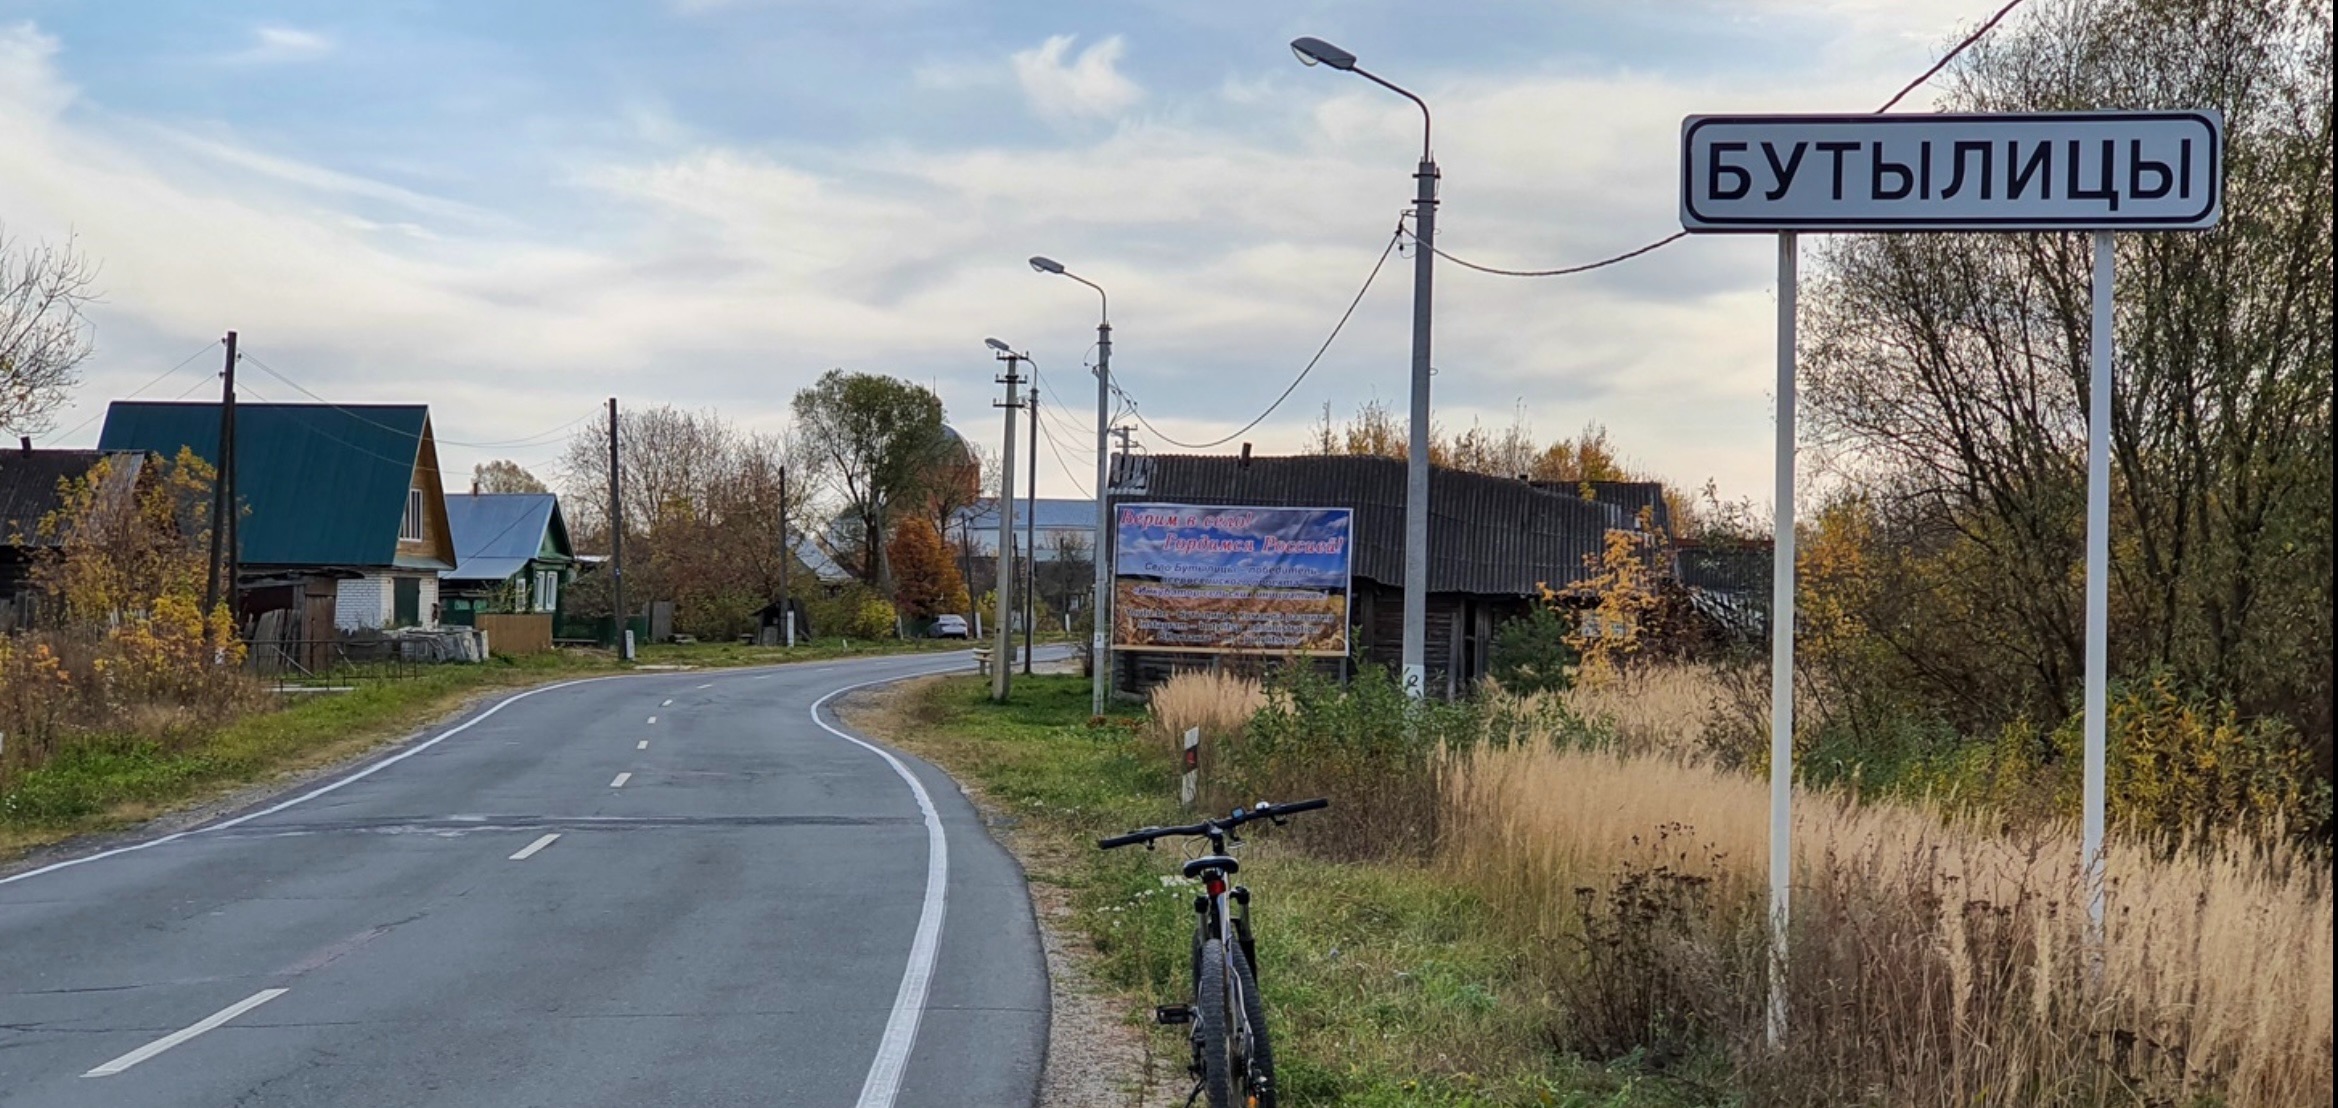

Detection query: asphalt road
xmin=0 ymin=651 xmax=1049 ymax=1107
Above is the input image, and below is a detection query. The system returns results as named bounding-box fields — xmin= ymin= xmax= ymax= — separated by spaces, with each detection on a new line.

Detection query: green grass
xmin=867 ymin=675 xmax=1730 ymax=1107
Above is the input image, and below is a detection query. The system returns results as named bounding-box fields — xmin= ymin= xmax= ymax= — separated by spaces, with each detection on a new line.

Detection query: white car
xmin=929 ymin=614 xmax=970 ymax=639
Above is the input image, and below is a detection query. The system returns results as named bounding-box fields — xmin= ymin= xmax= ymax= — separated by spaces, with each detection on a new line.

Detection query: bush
xmin=803 ymin=582 xmax=898 ymax=641
xmin=1488 ymin=606 xmax=1576 ymax=695
xmin=1227 ymin=665 xmax=1481 ymax=860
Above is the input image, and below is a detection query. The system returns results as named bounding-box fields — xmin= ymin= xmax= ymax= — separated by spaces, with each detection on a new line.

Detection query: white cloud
xmin=229 ymin=25 xmax=335 ymax=65
xmin=1011 ymin=34 xmax=1142 ymax=121
xmin=5 ymin=4 xmax=2004 ymax=502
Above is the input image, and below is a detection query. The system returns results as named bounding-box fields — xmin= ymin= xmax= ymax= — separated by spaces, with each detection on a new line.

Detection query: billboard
xmin=1112 ymin=503 xmax=1353 ymax=656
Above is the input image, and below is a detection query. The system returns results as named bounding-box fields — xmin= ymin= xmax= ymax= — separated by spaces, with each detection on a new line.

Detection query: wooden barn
xmin=1106 ymin=453 xmax=1653 ymax=700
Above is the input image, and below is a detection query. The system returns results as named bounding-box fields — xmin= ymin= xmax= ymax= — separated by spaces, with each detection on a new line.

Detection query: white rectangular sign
xmin=1681 ymin=112 xmax=2222 ymax=232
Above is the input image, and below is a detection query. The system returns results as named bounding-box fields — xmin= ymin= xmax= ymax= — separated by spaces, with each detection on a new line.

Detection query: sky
xmin=1 ymin=0 xmax=2007 ymax=504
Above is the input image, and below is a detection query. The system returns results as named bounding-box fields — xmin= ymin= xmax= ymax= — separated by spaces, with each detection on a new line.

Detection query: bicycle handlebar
xmin=1096 ymin=797 xmax=1330 ymax=850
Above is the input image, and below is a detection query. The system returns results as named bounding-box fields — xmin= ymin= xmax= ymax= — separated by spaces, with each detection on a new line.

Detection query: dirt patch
xmin=841 ymin=679 xmax=1189 ymax=1108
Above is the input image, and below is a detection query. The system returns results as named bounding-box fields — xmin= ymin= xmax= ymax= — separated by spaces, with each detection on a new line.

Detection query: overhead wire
xmin=1124 ymin=223 xmax=1405 ymax=451
xmin=1420 ymin=0 xmax=2029 ymax=278
xmin=47 ymin=339 xmax=224 ymax=441
xmin=238 ymin=351 xmax=594 ymax=449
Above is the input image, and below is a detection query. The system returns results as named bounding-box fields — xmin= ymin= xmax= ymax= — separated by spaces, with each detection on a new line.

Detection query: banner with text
xmin=1112 ymin=503 xmax=1353 ymax=656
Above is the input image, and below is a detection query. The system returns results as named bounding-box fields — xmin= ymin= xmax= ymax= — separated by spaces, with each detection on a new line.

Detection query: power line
xmin=48 ymin=339 xmax=223 ymax=441
xmin=1029 ymin=401 xmax=1095 ymax=497
xmin=1424 ymin=0 xmax=2029 ymax=279
xmin=238 ymin=352 xmax=593 ymax=449
xmin=1127 ymin=224 xmax=1404 ymax=451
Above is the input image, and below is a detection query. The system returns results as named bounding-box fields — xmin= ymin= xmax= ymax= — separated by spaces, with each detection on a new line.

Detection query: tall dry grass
xmin=1145 ymin=668 xmax=1267 ymax=753
xmin=1444 ymin=739 xmax=2335 ymax=1106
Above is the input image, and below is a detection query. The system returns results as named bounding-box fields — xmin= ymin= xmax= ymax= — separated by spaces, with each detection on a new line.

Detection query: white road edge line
xmin=609 ymin=772 xmax=632 ymax=788
xmin=0 ymin=676 xmax=619 ymax=889
xmin=812 ymin=670 xmax=958 ymax=1108
xmin=83 ymin=988 xmax=289 ymax=1077
xmin=509 ymin=833 xmax=561 ymax=861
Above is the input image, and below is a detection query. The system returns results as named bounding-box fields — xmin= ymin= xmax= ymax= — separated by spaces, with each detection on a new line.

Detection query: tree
xmin=1800 ymin=0 xmax=2333 ymax=781
xmin=790 ymin=370 xmax=949 ymax=601
xmin=1 ymin=227 xmax=99 ymax=437
xmin=471 ymin=460 xmax=548 ymax=494
xmin=889 ymin=516 xmax=968 ymax=620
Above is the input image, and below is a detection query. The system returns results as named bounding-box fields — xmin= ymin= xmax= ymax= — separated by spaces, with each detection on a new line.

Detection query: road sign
xmin=1681 ymin=111 xmax=2223 ymax=232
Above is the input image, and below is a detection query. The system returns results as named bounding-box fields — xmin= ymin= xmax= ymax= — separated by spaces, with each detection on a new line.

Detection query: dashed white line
xmin=662 ymin=699 xmax=674 ymax=707
xmin=636 ymin=740 xmax=649 ymax=750
xmin=646 ymin=716 xmax=657 ymax=725
xmin=83 ymin=988 xmax=289 ymax=1077
xmin=509 ymin=833 xmax=561 ymax=861
xmin=696 ymin=683 xmax=713 ymax=690
xmin=609 ymin=772 xmax=632 ymax=788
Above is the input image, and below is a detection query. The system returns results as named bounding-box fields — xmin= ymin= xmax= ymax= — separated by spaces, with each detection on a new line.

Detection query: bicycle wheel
xmin=1229 ymin=942 xmax=1276 ymax=1108
xmin=1192 ymin=938 xmax=1235 ymax=1108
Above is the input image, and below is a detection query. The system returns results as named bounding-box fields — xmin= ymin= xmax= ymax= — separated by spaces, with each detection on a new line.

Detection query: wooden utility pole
xmin=608 ymin=397 xmax=628 ymax=659
xmin=990 ymin=350 xmax=1023 ymax=702
xmin=777 ymin=463 xmax=792 ymax=646
xmin=202 ymin=331 xmax=237 ymax=622
xmin=222 ymin=332 xmax=239 ymax=621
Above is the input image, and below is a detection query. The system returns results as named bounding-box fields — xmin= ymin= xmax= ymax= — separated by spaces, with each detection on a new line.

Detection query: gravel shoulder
xmin=842 ymin=675 xmax=1189 ymax=1108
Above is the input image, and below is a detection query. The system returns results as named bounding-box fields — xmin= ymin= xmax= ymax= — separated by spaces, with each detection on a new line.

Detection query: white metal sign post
xmin=1680 ymin=110 xmax=2223 ymax=1047
xmin=1181 ymin=726 xmax=1201 ymax=808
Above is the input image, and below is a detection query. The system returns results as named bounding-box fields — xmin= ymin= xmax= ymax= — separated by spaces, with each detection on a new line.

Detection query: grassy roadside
xmin=0 ymin=635 xmax=969 ymax=861
xmin=855 ymin=673 xmax=1723 ymax=1108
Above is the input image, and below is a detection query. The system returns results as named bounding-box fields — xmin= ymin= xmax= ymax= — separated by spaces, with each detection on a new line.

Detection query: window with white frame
xmin=401 ymin=488 xmax=425 ymax=541
xmin=534 ymin=569 xmax=559 ymax=612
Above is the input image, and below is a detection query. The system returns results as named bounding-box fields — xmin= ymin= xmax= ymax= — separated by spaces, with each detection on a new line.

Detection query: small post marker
xmin=1180 ymin=727 xmax=1201 ymax=808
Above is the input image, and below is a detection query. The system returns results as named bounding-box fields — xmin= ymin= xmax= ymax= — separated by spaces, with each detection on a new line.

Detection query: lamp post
xmin=1293 ymin=35 xmax=1437 ymax=699
xmin=1029 ymin=255 xmax=1113 ymax=718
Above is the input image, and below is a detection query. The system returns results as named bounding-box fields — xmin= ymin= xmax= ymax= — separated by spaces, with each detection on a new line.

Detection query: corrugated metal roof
xmin=99 ymin=401 xmax=427 ymax=568
xmin=443 ymin=493 xmax=567 ymax=582
xmin=1111 ymin=454 xmax=1633 ymax=596
xmin=1 ymin=449 xmax=146 ymax=547
xmin=953 ymin=497 xmax=1098 ymax=532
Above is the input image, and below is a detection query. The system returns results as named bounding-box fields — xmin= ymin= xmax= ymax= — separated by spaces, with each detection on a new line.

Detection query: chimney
xmin=18 ymin=436 xmax=30 ymax=455
xmin=1239 ymin=442 xmax=1253 ymax=468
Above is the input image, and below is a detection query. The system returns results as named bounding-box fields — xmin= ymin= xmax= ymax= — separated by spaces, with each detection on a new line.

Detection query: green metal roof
xmin=99 ymin=401 xmax=429 ymax=569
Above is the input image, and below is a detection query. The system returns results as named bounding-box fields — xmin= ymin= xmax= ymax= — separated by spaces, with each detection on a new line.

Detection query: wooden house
xmin=98 ymin=401 xmax=456 ymax=634
xmin=439 ymin=492 xmax=574 ymax=623
xmin=0 ymin=445 xmax=152 ymax=630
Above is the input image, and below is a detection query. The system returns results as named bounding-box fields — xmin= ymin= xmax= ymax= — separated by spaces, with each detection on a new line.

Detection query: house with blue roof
xmin=439 ymin=492 xmax=574 ymax=623
xmin=98 ymin=401 xmax=457 ymax=632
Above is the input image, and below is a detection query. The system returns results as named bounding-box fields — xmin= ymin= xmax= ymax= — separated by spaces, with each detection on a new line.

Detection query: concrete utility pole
xmin=986 ymin=339 xmax=1025 ymax=702
xmin=1028 ymin=255 xmax=1114 ymax=716
xmin=608 ymin=397 xmax=629 ymax=660
xmin=1292 ymin=36 xmax=1437 ymax=698
xmin=1024 ymin=394 xmax=1039 ymax=676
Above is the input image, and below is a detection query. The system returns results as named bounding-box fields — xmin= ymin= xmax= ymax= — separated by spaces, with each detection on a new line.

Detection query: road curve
xmin=0 ymin=652 xmax=1047 ymax=1107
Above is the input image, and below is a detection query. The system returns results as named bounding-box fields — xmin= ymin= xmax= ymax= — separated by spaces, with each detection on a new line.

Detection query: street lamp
xmin=1029 ymin=254 xmax=1114 ymax=718
xmin=1293 ymin=35 xmax=1437 ymax=699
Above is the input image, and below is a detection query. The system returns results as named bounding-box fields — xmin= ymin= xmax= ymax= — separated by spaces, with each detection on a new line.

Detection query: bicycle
xmin=1098 ymin=797 xmax=1329 ymax=1108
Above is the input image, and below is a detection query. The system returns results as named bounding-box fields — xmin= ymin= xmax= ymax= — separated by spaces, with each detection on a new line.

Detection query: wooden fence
xmin=476 ymin=613 xmax=555 ymax=655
